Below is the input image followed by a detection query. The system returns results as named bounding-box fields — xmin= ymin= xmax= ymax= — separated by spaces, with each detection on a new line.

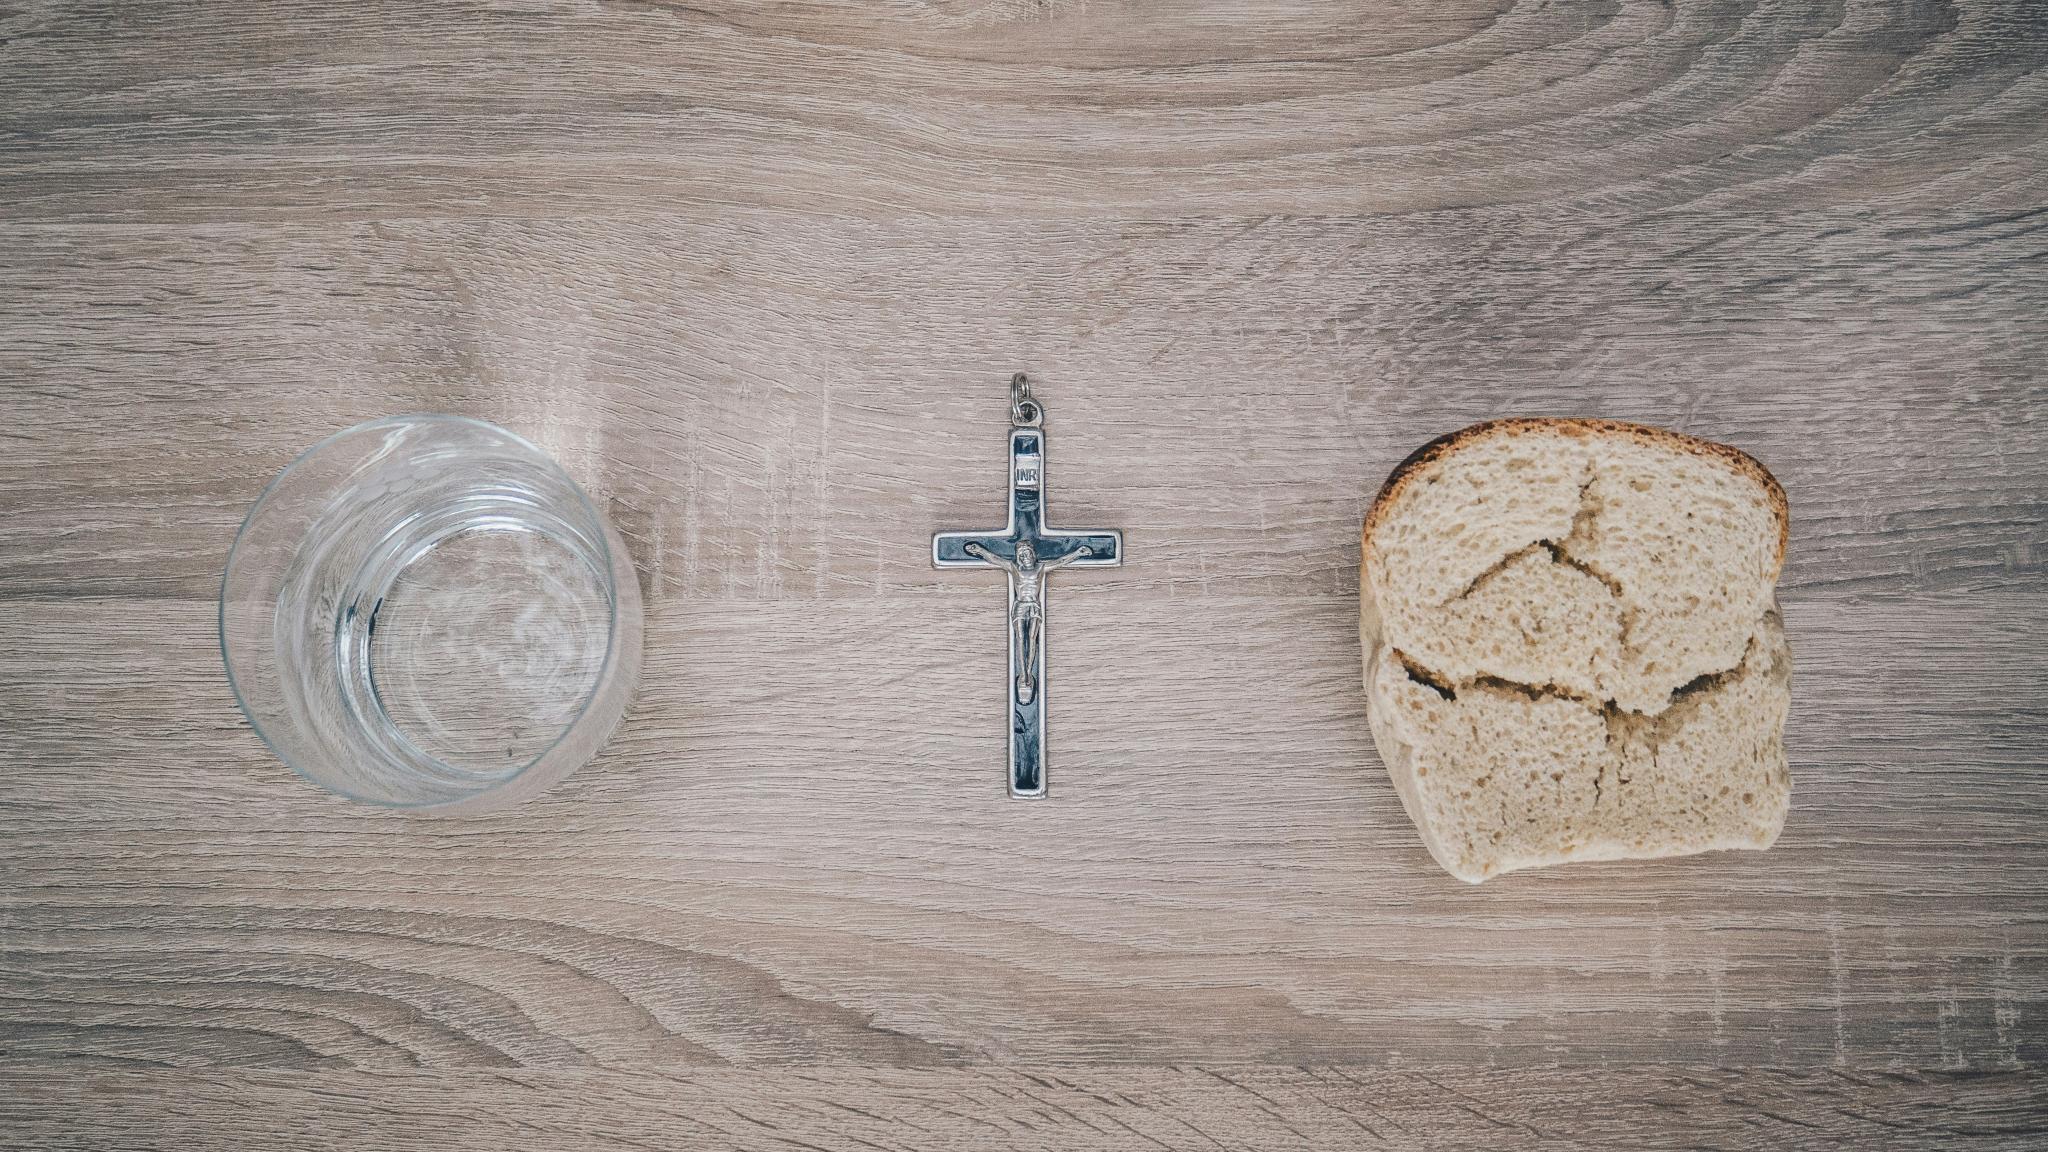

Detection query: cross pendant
xmin=933 ymin=383 xmax=1122 ymax=798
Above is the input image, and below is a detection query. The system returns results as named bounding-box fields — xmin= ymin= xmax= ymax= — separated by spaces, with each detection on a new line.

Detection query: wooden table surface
xmin=4 ymin=0 xmax=2046 ymax=1147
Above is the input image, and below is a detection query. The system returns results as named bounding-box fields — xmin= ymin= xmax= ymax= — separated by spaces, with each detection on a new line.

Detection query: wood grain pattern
xmin=3 ymin=0 xmax=2046 ymax=1145
xmin=4 ymin=1067 xmax=2046 ymax=1150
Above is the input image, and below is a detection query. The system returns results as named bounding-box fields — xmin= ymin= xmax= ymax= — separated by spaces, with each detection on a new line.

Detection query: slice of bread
xmin=1361 ymin=419 xmax=1791 ymax=883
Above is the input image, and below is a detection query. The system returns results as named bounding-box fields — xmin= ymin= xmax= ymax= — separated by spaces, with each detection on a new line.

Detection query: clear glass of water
xmin=220 ymin=415 xmax=643 ymax=812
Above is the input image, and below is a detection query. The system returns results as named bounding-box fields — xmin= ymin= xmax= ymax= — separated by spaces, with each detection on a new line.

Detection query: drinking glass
xmin=220 ymin=415 xmax=642 ymax=812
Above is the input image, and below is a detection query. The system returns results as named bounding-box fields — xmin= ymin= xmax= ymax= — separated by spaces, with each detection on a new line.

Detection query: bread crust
xmin=1363 ymin=418 xmax=1789 ymax=575
xmin=1360 ymin=637 xmax=1477 ymax=881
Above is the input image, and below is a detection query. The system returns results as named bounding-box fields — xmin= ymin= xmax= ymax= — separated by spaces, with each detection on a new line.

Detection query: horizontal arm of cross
xmin=932 ymin=529 xmax=1122 ymax=569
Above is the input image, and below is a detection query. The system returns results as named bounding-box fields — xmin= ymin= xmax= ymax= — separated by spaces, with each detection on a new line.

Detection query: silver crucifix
xmin=933 ymin=374 xmax=1123 ymax=798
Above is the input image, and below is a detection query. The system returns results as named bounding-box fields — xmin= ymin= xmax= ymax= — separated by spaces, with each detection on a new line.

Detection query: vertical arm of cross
xmin=933 ymin=421 xmax=1124 ymax=798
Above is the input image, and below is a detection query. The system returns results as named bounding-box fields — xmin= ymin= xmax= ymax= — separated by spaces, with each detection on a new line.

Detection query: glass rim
xmin=218 ymin=412 xmax=627 ymax=810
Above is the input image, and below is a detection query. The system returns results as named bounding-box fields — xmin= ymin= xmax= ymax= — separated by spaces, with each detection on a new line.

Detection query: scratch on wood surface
xmin=1828 ymin=909 xmax=1848 ymax=1067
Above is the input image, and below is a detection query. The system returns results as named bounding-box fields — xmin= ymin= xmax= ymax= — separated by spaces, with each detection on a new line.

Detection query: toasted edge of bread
xmin=1363 ymin=418 xmax=1788 ymax=575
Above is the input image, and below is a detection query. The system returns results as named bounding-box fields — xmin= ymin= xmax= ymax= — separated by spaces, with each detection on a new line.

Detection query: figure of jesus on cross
xmin=961 ymin=538 xmax=1083 ymax=708
xmin=934 ymin=377 xmax=1123 ymax=798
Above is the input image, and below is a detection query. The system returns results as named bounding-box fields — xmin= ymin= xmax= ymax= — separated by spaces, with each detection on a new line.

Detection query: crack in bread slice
xmin=1361 ymin=419 xmax=1791 ymax=883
